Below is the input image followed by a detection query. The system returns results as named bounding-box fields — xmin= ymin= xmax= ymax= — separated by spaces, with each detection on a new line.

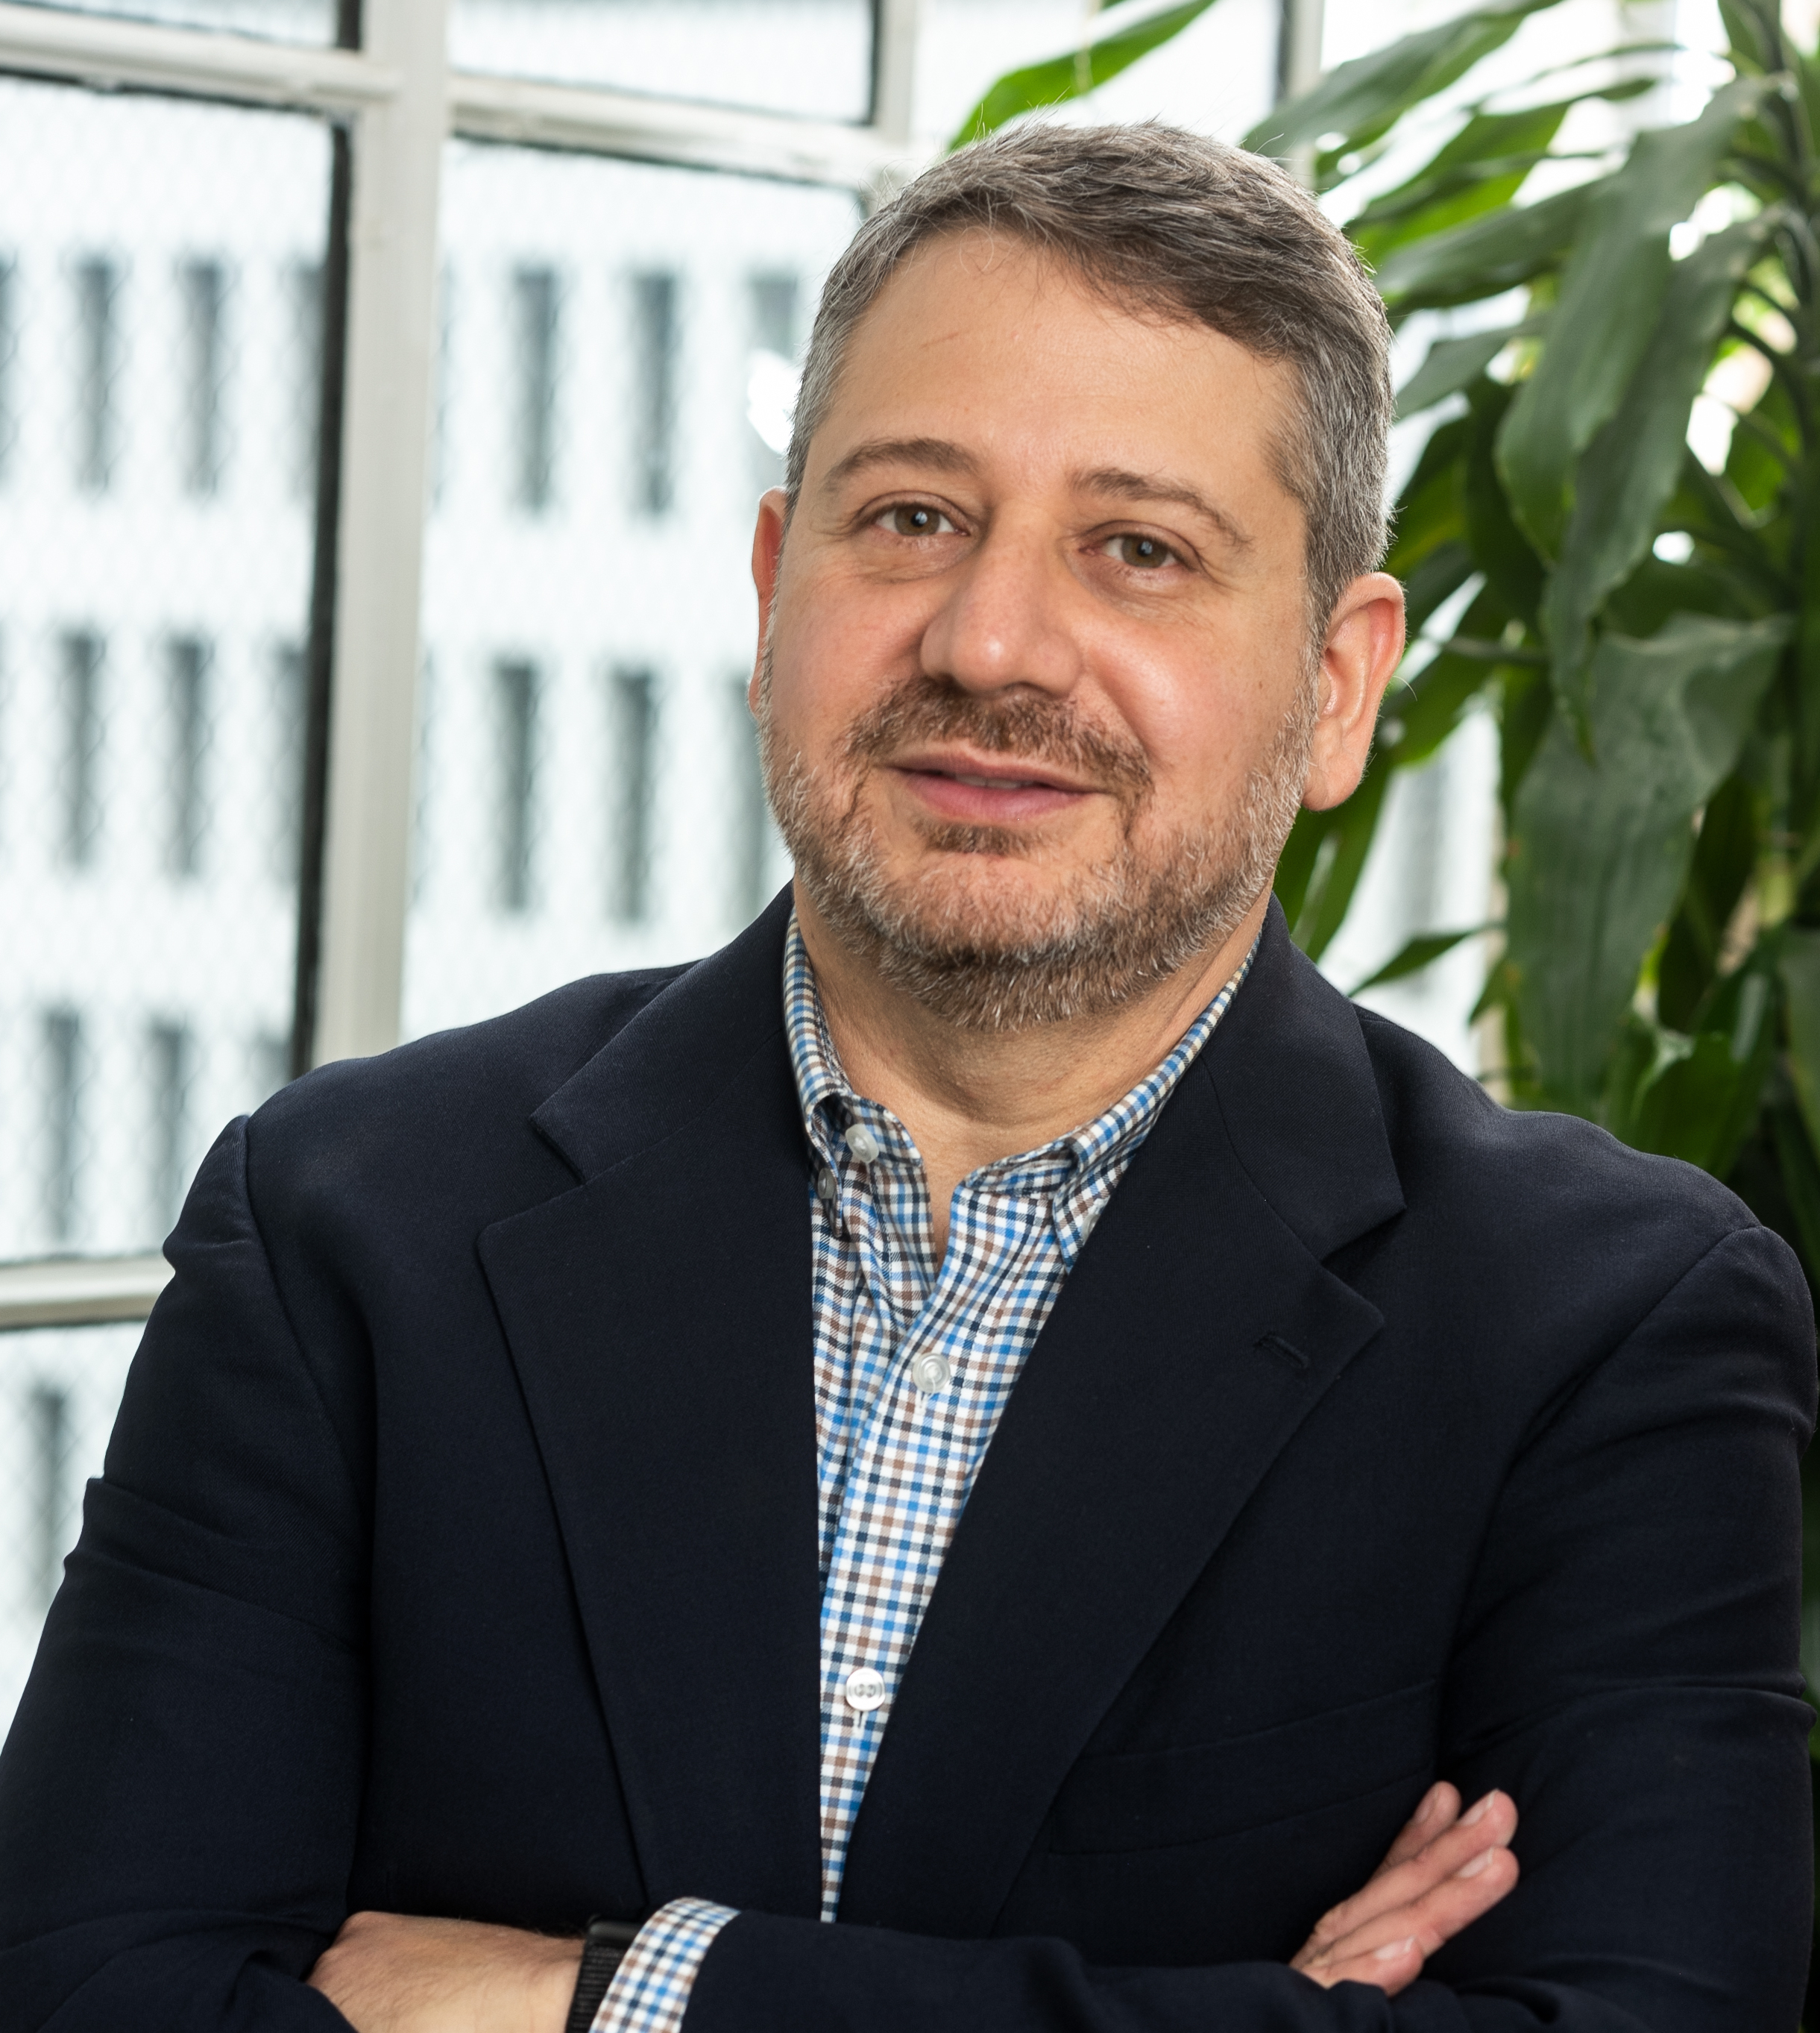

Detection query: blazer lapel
xmin=837 ymin=910 xmax=1405 ymax=1936
xmin=478 ymin=894 xmax=825 ymax=1919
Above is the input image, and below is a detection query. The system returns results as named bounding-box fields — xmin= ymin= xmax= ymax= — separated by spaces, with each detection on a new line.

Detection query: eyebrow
xmin=1074 ymin=467 xmax=1253 ymax=552
xmin=820 ymin=437 xmax=980 ymax=491
xmin=818 ymin=441 xmax=1253 ymax=553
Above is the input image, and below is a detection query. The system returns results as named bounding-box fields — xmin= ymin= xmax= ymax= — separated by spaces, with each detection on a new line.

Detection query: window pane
xmin=0 ymin=1322 xmax=140 ymax=1730
xmin=6 ymin=0 xmax=333 ymax=45
xmin=908 ymin=0 xmax=1280 ymax=151
xmin=0 ymin=78 xmax=331 ymax=1260
xmin=447 ymin=0 xmax=874 ymax=125
xmin=405 ymin=147 xmax=857 ymax=1037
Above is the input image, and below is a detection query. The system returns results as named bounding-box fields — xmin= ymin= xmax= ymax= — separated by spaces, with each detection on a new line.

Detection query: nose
xmin=917 ymin=518 xmax=1084 ymax=700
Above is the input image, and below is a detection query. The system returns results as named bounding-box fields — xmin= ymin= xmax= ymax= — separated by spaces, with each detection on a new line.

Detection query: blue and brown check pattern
xmin=596 ymin=914 xmax=1252 ymax=2033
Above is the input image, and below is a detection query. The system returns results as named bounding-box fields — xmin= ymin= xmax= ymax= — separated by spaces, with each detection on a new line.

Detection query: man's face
xmin=753 ymin=231 xmax=1381 ymax=1029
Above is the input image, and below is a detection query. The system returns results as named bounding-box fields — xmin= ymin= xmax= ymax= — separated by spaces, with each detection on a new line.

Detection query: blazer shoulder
xmin=243 ymin=964 xmax=693 ymax=1204
xmin=1351 ymin=1003 xmax=1773 ymax=1283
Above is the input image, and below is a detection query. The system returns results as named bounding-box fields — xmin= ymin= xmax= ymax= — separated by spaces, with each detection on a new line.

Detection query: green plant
xmin=960 ymin=0 xmax=1820 ymax=2008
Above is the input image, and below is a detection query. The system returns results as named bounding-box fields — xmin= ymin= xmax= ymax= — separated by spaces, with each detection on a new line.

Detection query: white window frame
xmin=0 ymin=0 xmax=919 ymax=1326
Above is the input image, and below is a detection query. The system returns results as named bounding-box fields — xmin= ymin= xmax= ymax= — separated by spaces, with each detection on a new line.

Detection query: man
xmin=0 ymin=122 xmax=1812 ymax=2033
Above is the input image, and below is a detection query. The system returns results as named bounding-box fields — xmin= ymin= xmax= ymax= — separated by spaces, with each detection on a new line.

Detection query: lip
xmin=884 ymin=745 xmax=1097 ymax=827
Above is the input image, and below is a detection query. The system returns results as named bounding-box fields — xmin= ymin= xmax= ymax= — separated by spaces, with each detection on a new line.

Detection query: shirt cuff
xmin=591 ymin=1897 xmax=740 ymax=2033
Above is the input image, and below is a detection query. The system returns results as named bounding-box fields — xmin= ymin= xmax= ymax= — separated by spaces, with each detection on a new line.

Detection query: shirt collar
xmin=781 ymin=911 xmax=1254 ymax=1206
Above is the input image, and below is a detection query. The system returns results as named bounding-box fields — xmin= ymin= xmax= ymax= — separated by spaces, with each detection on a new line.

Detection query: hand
xmin=1290 ymin=1782 xmax=1519 ymax=1997
xmin=306 ymin=1910 xmax=583 ymax=2033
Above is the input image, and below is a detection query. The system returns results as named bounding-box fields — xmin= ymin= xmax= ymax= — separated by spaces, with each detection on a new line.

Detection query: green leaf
xmin=1543 ymin=217 xmax=1769 ymax=710
xmin=1403 ymin=541 xmax=1479 ymax=638
xmin=1351 ymin=926 xmax=1490 ymax=993
xmin=1658 ymin=770 xmax=1760 ymax=1028
xmin=1385 ymin=414 xmax=1470 ymax=578
xmin=1495 ymin=77 xmax=1771 ymax=556
xmin=1767 ymin=1096 xmax=1820 ymax=1279
xmin=1506 ymin=612 xmax=1789 ymax=1110
xmin=1373 ymin=180 xmax=1595 ymax=312
xmin=1241 ymin=0 xmax=1566 ymax=162
xmin=1609 ymin=962 xmax=1777 ymax=1173
xmin=1464 ymin=380 xmax=1545 ymax=630
xmin=1295 ymin=759 xmax=1394 ymax=961
xmin=1350 ymin=91 xmax=1648 ymax=266
xmin=1722 ymin=350 xmax=1800 ymax=516
xmin=948 ymin=0 xmax=1221 ymax=146
xmin=1396 ymin=326 xmax=1526 ymax=419
xmin=1780 ymin=926 xmax=1820 ymax=1156
xmin=1379 ymin=646 xmax=1496 ymax=764
xmin=1499 ymin=661 xmax=1553 ymax=812
xmin=1273 ymin=804 xmax=1341 ymax=931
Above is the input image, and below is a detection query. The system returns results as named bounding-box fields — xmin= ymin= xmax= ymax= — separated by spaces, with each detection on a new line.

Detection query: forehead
xmin=810 ymin=230 xmax=1298 ymax=491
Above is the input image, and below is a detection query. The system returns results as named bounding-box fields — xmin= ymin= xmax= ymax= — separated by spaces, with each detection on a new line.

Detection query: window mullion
xmin=0 ymin=0 xmax=396 ymax=111
xmin=309 ymin=0 xmax=450 ymax=1064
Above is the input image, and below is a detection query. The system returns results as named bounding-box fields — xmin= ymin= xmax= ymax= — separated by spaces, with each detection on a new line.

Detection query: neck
xmin=794 ymin=882 xmax=1269 ymax=1248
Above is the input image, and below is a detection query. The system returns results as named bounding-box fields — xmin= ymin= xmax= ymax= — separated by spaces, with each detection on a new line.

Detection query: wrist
xmin=536 ymin=1939 xmax=585 ymax=2032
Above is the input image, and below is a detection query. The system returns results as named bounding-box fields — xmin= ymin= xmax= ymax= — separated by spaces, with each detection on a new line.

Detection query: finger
xmin=1373 ymin=1782 xmax=1461 ymax=1876
xmin=1300 ymin=1933 xmax=1426 ymax=1997
xmin=1307 ymin=1844 xmax=1521 ymax=1974
xmin=1297 ymin=1791 xmax=1516 ymax=1958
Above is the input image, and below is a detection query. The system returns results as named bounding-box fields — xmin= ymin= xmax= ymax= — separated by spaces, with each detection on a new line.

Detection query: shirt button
xmin=815 ymin=1167 xmax=837 ymax=1202
xmin=911 ymin=1352 xmax=952 ymax=1394
xmin=844 ymin=1122 xmax=883 ymax=1163
xmin=844 ymin=1667 xmax=887 ymax=1713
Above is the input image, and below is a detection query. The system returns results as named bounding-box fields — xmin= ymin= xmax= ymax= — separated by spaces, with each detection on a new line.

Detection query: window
xmin=494 ymin=656 xmax=538 ymax=913
xmin=607 ymin=666 xmax=656 ymax=926
xmin=177 ymin=259 xmax=227 ymax=497
xmin=746 ymin=271 xmax=798 ymax=491
xmin=25 ymin=1382 xmax=69 ymax=1615
xmin=287 ymin=261 xmax=324 ymax=502
xmin=146 ymin=1020 xmax=193 ymax=1237
xmin=72 ymin=257 xmax=120 ymax=494
xmin=57 ymin=630 xmax=102 ymax=870
xmin=510 ymin=266 xmax=559 ymax=514
xmin=1 ymin=75 xmax=330 ymax=1293
xmin=629 ymin=270 xmax=678 ymax=518
xmin=40 ymin=1010 xmax=82 ymax=1247
xmin=166 ymin=635 xmax=209 ymax=877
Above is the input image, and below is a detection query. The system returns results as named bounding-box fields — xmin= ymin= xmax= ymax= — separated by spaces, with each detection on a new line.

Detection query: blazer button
xmin=844 ymin=1668 xmax=887 ymax=1713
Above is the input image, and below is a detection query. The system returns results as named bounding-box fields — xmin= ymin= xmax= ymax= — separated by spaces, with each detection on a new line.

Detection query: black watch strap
xmin=565 ymin=1916 xmax=643 ymax=2033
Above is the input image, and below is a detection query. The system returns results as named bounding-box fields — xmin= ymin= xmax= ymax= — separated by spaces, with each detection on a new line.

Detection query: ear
xmin=748 ymin=488 xmax=790 ymax=715
xmin=1302 ymin=573 xmax=1406 ymax=812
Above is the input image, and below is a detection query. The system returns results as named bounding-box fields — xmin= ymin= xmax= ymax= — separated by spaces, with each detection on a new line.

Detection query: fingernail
xmin=1374 ymin=1937 xmax=1416 ymax=1961
xmin=1460 ymin=1791 xmax=1496 ymax=1826
xmin=1455 ymin=1850 xmax=1492 ymax=1877
xmin=1413 ymin=1784 xmax=1440 ymax=1823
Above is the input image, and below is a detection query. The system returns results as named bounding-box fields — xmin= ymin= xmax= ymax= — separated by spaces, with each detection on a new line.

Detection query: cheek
xmin=1113 ymin=663 xmax=1285 ymax=808
xmin=770 ymin=576 xmax=927 ymax=744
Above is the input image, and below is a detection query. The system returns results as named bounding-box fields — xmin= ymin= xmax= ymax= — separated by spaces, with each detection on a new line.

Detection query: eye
xmin=1109 ymin=533 xmax=1180 ymax=571
xmin=878 ymin=502 xmax=956 ymax=537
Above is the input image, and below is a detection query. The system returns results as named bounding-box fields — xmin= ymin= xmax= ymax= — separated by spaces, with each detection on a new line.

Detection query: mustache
xmin=840 ymin=673 xmax=1153 ymax=803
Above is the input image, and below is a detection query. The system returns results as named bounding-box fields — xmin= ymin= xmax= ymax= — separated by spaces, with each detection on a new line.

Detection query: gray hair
xmin=786 ymin=122 xmax=1394 ymax=636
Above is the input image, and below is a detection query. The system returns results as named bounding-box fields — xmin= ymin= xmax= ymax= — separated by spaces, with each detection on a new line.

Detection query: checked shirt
xmin=594 ymin=914 xmax=1252 ymax=2033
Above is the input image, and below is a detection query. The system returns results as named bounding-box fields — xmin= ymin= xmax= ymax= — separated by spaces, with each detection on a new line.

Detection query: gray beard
xmin=758 ymin=658 xmax=1317 ymax=1033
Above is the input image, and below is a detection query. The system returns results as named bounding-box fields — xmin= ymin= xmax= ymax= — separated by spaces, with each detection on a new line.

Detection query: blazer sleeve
xmin=678 ymin=1219 xmax=1819 ymax=2033
xmin=0 ymin=1118 xmax=366 ymax=2033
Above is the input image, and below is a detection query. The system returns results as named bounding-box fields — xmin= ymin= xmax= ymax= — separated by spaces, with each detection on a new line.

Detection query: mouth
xmin=884 ymin=748 xmax=1099 ymax=827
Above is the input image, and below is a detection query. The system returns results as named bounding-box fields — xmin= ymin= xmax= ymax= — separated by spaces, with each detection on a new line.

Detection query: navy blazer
xmin=0 ymin=893 xmax=1813 ymax=2032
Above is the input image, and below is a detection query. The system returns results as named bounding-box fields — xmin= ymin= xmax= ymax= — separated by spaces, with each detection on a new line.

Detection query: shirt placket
xmin=815 ymin=1166 xmax=1067 ymax=1909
